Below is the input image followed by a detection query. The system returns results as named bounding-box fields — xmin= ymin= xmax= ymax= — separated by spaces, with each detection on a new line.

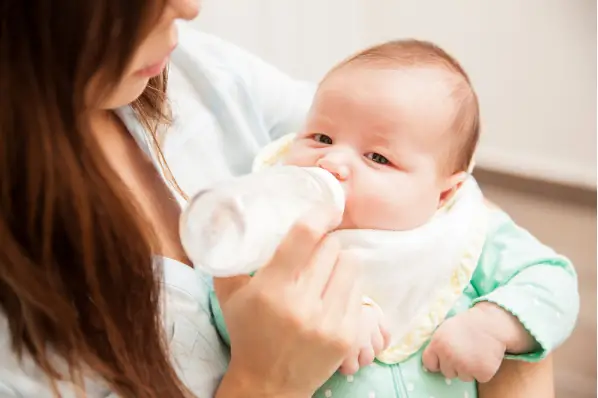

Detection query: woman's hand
xmin=214 ymin=207 xmax=362 ymax=398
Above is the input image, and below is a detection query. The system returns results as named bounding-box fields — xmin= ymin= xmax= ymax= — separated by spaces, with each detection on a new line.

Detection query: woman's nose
xmin=317 ymin=155 xmax=350 ymax=181
xmin=169 ymin=0 xmax=200 ymax=21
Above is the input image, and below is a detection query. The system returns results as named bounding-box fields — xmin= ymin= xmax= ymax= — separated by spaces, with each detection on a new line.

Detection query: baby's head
xmin=285 ymin=39 xmax=480 ymax=231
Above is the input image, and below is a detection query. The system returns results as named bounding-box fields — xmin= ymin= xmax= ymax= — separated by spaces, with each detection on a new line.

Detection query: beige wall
xmin=194 ymin=0 xmax=597 ymax=188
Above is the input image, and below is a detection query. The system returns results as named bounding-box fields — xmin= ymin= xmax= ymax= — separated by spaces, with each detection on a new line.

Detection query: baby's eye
xmin=365 ymin=153 xmax=390 ymax=165
xmin=312 ymin=133 xmax=333 ymax=145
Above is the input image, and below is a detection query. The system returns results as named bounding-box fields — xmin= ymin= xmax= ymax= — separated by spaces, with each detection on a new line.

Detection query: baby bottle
xmin=179 ymin=166 xmax=345 ymax=277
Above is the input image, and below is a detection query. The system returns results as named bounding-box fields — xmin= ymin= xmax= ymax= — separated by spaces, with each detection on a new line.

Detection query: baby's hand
xmin=422 ymin=305 xmax=507 ymax=383
xmin=339 ymin=298 xmax=391 ymax=375
xmin=422 ymin=302 xmax=537 ymax=383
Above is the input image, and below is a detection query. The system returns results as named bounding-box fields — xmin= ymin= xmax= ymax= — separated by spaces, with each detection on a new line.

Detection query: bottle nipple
xmin=302 ymin=167 xmax=346 ymax=214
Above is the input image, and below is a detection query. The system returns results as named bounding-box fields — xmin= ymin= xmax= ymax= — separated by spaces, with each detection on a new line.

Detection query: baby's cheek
xmin=281 ymin=145 xmax=317 ymax=167
xmin=344 ymin=186 xmax=437 ymax=231
xmin=341 ymin=189 xmax=402 ymax=230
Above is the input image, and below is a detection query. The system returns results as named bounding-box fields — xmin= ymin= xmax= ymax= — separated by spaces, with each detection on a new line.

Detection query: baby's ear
xmin=438 ymin=171 xmax=468 ymax=207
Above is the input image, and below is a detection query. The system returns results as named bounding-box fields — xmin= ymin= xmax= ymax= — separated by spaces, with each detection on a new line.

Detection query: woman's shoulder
xmin=174 ymin=21 xmax=266 ymax=82
xmin=172 ymin=21 xmax=315 ymax=100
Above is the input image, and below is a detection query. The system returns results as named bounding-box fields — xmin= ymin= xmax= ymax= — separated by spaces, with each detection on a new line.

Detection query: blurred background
xmin=194 ymin=1 xmax=597 ymax=397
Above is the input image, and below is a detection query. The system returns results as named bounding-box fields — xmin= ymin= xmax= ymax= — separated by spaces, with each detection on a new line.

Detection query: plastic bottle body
xmin=180 ymin=166 xmax=345 ymax=277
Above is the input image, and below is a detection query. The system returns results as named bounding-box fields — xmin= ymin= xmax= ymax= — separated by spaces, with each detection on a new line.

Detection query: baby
xmin=210 ymin=40 xmax=578 ymax=398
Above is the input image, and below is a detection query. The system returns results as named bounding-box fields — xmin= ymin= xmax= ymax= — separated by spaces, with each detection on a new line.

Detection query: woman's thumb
xmin=213 ymin=275 xmax=251 ymax=304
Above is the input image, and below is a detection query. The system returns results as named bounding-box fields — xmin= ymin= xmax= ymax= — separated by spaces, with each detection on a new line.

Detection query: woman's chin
xmin=101 ymin=75 xmax=151 ymax=110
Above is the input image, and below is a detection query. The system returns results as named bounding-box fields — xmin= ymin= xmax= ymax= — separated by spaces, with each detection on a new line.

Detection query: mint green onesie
xmin=210 ymin=207 xmax=578 ymax=398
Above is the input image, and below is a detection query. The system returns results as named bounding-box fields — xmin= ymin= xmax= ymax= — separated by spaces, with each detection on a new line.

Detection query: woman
xmin=0 ymin=0 xmax=556 ymax=397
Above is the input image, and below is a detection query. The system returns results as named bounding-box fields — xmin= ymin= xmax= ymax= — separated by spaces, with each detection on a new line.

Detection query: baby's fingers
xmin=439 ymin=357 xmax=457 ymax=380
xmin=339 ymin=354 xmax=360 ymax=375
xmin=380 ymin=321 xmax=392 ymax=351
xmin=358 ymin=345 xmax=375 ymax=368
xmin=370 ymin=327 xmax=384 ymax=357
xmin=422 ymin=344 xmax=440 ymax=373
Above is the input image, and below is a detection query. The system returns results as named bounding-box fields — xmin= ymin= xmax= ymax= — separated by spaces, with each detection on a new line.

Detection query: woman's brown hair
xmin=0 ymin=1 xmax=191 ymax=397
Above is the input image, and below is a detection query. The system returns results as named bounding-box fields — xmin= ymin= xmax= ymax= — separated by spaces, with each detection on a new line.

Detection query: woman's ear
xmin=438 ymin=171 xmax=468 ymax=207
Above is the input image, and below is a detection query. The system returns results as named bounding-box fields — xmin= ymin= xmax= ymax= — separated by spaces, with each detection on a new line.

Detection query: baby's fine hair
xmin=328 ymin=39 xmax=480 ymax=174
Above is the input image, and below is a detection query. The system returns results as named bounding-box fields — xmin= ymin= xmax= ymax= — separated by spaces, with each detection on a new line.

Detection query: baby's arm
xmin=470 ymin=208 xmax=578 ymax=358
xmin=423 ymin=207 xmax=579 ymax=382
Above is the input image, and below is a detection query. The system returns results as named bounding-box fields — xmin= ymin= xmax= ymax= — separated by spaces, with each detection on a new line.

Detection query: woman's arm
xmin=177 ymin=23 xmax=316 ymax=142
xmin=215 ymin=367 xmax=308 ymax=398
xmin=478 ymin=356 xmax=555 ymax=398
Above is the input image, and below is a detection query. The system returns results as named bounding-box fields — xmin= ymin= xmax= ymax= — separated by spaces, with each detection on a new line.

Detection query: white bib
xmin=254 ymin=134 xmax=488 ymax=364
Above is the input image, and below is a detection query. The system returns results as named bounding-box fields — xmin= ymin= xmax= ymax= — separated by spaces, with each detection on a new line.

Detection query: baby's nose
xmin=317 ymin=156 xmax=350 ymax=181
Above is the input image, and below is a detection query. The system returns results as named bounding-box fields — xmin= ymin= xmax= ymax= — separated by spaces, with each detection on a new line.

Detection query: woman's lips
xmin=135 ymin=45 xmax=177 ymax=77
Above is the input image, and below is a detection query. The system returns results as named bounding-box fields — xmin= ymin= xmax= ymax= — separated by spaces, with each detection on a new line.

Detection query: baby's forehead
xmin=322 ymin=62 xmax=459 ymax=97
xmin=317 ymin=65 xmax=459 ymax=135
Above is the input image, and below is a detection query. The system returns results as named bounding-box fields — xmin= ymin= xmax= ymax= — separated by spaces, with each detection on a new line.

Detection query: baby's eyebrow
xmin=307 ymin=112 xmax=336 ymax=127
xmin=368 ymin=129 xmax=397 ymax=147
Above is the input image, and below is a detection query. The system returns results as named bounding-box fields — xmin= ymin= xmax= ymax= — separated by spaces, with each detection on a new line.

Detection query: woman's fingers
xmin=322 ymin=251 xmax=360 ymax=315
xmin=261 ymin=205 xmax=340 ymax=280
xmin=297 ymin=236 xmax=341 ymax=297
xmin=319 ymin=251 xmax=362 ymax=364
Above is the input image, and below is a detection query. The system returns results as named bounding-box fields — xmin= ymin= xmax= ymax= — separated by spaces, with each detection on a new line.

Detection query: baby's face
xmin=285 ymin=66 xmax=462 ymax=230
